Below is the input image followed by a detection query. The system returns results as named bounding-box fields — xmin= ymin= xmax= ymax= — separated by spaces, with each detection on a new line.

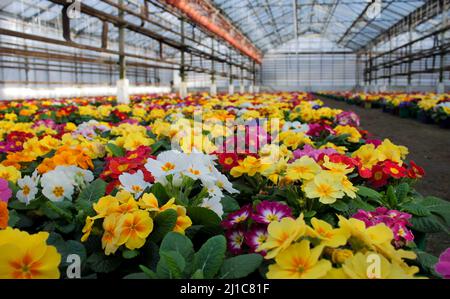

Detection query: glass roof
xmin=0 ymin=0 xmax=436 ymax=55
xmin=213 ymin=0 xmax=427 ymax=52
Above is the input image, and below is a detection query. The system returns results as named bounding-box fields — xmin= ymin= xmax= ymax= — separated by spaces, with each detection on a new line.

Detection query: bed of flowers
xmin=0 ymin=91 xmax=449 ymax=279
xmin=319 ymin=92 xmax=450 ymax=128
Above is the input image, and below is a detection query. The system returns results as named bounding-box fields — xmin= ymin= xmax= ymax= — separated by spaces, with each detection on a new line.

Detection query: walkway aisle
xmin=318 ymin=95 xmax=450 ymax=255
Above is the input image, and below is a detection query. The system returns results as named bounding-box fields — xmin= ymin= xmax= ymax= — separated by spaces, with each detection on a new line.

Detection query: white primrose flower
xmin=282 ymin=121 xmax=309 ymax=133
xmin=118 ymin=170 xmax=151 ymax=198
xmin=16 ymin=176 xmax=39 ymax=205
xmin=211 ymin=169 xmax=239 ymax=194
xmin=200 ymin=195 xmax=224 ymax=218
xmin=41 ymin=171 xmax=74 ymax=202
xmin=53 ymin=165 xmax=94 ymax=187
xmin=145 ymin=150 xmax=187 ymax=181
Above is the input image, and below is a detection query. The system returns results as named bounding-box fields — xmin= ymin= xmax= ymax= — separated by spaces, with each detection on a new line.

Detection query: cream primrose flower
xmin=118 ymin=170 xmax=151 ymax=199
xmin=41 ymin=171 xmax=74 ymax=202
xmin=16 ymin=176 xmax=39 ymax=205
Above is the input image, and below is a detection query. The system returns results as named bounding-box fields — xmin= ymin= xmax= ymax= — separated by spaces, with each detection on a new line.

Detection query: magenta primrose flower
xmin=336 ymin=111 xmax=360 ymax=127
xmin=221 ymin=205 xmax=252 ymax=229
xmin=0 ymin=178 xmax=12 ymax=203
xmin=225 ymin=228 xmax=246 ymax=255
xmin=251 ymin=201 xmax=292 ymax=224
xmin=292 ymin=144 xmax=338 ymax=162
xmin=435 ymin=248 xmax=450 ymax=279
xmin=352 ymin=207 xmax=414 ymax=247
xmin=245 ymin=225 xmax=268 ymax=254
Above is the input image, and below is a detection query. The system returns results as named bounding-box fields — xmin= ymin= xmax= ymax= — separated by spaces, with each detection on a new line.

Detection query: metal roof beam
xmin=360 ymin=0 xmax=448 ymax=51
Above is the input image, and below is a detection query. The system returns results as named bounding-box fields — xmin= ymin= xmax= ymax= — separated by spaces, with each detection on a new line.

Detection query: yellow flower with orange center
xmin=0 ymin=228 xmax=61 ymax=279
xmin=114 ymin=210 xmax=153 ymax=250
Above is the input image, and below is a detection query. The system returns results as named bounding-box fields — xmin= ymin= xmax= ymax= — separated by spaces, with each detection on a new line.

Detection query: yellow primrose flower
xmin=115 ymin=132 xmax=154 ymax=151
xmin=322 ymin=156 xmax=354 ymax=176
xmin=139 ymin=194 xmax=176 ymax=212
xmin=376 ymin=139 xmax=408 ymax=164
xmin=266 ymin=240 xmax=331 ymax=279
xmin=64 ymin=122 xmax=77 ymax=132
xmin=334 ymin=125 xmax=362 ymax=143
xmin=342 ymin=252 xmax=425 ymax=279
xmin=173 ymin=206 xmax=192 ymax=235
xmin=320 ymin=143 xmax=347 ymax=154
xmin=0 ymin=164 xmax=21 ymax=183
xmin=351 ymin=143 xmax=379 ymax=169
xmin=230 ymin=156 xmax=269 ymax=178
xmin=303 ymin=171 xmax=345 ymax=204
xmin=257 ymin=215 xmax=306 ymax=259
xmin=151 ymin=120 xmax=171 ymax=138
xmin=102 ymin=214 xmax=121 ymax=255
xmin=93 ymin=195 xmax=120 ymax=216
xmin=149 ymin=109 xmax=166 ymax=119
xmin=81 ymin=215 xmax=101 ymax=242
xmin=279 ymin=131 xmax=311 ymax=149
xmin=285 ymin=156 xmax=321 ymax=182
xmin=114 ymin=210 xmax=153 ymax=250
xmin=337 ymin=216 xmax=393 ymax=250
xmin=0 ymin=228 xmax=61 ymax=279
xmin=331 ymin=249 xmax=354 ymax=264
xmin=306 ymin=218 xmax=350 ymax=248
xmin=260 ymin=158 xmax=288 ymax=184
xmin=4 ymin=113 xmax=18 ymax=122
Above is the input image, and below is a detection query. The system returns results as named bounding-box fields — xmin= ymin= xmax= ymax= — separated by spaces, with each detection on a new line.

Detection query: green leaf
xmin=139 ymin=265 xmax=158 ymax=279
xmin=417 ymin=196 xmax=450 ymax=226
xmin=123 ymin=273 xmax=149 ymax=279
xmin=303 ymin=210 xmax=317 ymax=218
xmin=148 ymin=209 xmax=178 ymax=243
xmin=41 ymin=201 xmax=73 ymax=221
xmin=47 ymin=233 xmax=87 ymax=274
xmin=191 ymin=269 xmax=204 ymax=279
xmin=410 ymin=215 xmax=448 ymax=233
xmin=7 ymin=199 xmax=41 ymax=210
xmin=106 ymin=143 xmax=125 ymax=157
xmin=187 ymin=206 xmax=221 ymax=227
xmin=395 ymin=183 xmax=410 ymax=203
xmin=401 ymin=202 xmax=431 ymax=217
xmin=356 ymin=185 xmax=383 ymax=201
xmin=151 ymin=139 xmax=170 ymax=153
xmin=76 ymin=179 xmax=107 ymax=209
xmin=349 ymin=196 xmax=376 ymax=212
xmin=149 ymin=183 xmax=170 ymax=205
xmin=157 ymin=251 xmax=186 ymax=279
xmin=122 ymin=250 xmax=140 ymax=259
xmin=193 ymin=235 xmax=226 ymax=278
xmin=86 ymin=252 xmax=122 ymax=274
xmin=331 ymin=201 xmax=349 ymax=213
xmin=160 ymin=232 xmax=194 ymax=263
xmin=221 ymin=195 xmax=240 ymax=215
xmin=219 ymin=254 xmax=263 ymax=279
xmin=386 ymin=185 xmax=397 ymax=208
xmin=7 ymin=209 xmax=20 ymax=227
xmin=413 ymin=249 xmax=440 ymax=277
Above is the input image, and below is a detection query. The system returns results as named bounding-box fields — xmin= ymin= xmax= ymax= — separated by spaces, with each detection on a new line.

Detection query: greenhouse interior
xmin=0 ymin=0 xmax=450 ymax=282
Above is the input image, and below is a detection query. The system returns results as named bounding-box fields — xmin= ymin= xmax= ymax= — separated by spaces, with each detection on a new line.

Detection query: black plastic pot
xmin=417 ymin=110 xmax=434 ymax=124
xmin=438 ymin=118 xmax=450 ymax=129
xmin=399 ymin=107 xmax=410 ymax=118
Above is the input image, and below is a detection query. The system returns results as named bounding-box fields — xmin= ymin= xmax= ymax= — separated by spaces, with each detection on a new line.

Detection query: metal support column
xmin=179 ymin=18 xmax=187 ymax=98
xmin=117 ymin=0 xmax=129 ymax=104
